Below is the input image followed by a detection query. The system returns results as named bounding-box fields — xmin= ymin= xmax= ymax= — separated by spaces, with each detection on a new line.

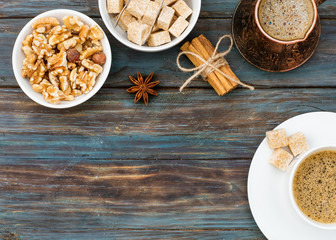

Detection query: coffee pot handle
xmin=315 ymin=0 xmax=326 ymax=7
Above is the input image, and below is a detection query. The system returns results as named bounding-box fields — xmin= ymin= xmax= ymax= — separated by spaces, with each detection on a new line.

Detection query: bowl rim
xmin=98 ymin=0 xmax=201 ymax=52
xmin=12 ymin=9 xmax=112 ymax=109
xmin=288 ymin=145 xmax=336 ymax=230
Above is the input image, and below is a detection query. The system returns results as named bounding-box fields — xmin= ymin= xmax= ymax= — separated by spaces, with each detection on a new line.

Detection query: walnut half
xmin=21 ymin=15 xmax=105 ymax=104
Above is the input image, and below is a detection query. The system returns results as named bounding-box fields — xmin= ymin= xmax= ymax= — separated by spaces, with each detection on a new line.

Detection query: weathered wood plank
xmin=0 ymin=160 xmax=263 ymax=238
xmin=1 ymin=2 xmax=335 ymax=239
xmin=0 ymin=0 xmax=335 ymax=19
xmin=1 ymin=87 xmax=334 ymax=160
xmin=112 ymin=230 xmax=266 ymax=240
xmin=2 ymin=18 xmax=336 ymax=88
xmin=0 ymin=229 xmax=266 ymax=240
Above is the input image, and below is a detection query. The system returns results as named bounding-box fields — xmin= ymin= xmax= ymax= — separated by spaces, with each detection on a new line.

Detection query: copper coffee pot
xmin=232 ymin=0 xmax=327 ymax=72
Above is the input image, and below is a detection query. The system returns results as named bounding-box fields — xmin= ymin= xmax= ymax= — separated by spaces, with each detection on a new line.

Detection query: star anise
xmin=127 ymin=71 xmax=160 ymax=106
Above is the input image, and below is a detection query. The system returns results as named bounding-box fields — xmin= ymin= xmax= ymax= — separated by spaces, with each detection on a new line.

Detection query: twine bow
xmin=177 ymin=35 xmax=254 ymax=92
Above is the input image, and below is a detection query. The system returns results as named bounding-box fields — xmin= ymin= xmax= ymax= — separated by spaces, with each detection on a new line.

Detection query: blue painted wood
xmin=1 ymin=0 xmax=336 ymax=239
xmin=0 ymin=230 xmax=266 ymax=240
xmin=2 ymin=18 xmax=336 ymax=87
xmin=0 ymin=88 xmax=334 ymax=160
xmin=0 ymin=0 xmax=335 ymax=18
xmin=0 ymin=160 xmax=262 ymax=239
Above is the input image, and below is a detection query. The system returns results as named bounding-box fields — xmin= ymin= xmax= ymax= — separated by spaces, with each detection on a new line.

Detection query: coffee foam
xmin=258 ymin=0 xmax=315 ymax=41
xmin=293 ymin=151 xmax=336 ymax=224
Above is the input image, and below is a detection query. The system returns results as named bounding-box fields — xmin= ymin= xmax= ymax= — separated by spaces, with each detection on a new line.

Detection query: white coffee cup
xmin=289 ymin=146 xmax=336 ymax=230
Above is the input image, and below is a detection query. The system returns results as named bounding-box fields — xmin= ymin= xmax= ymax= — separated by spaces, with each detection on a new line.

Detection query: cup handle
xmin=314 ymin=0 xmax=326 ymax=7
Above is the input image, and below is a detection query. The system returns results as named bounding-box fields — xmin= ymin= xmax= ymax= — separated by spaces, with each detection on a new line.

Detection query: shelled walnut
xmin=21 ymin=16 xmax=105 ymax=104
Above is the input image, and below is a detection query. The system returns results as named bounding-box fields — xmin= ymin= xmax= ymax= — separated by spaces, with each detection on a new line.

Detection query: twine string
xmin=177 ymin=35 xmax=254 ymax=92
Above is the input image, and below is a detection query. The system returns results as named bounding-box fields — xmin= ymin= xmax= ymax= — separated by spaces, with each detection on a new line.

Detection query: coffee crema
xmin=258 ymin=0 xmax=315 ymax=41
xmin=293 ymin=151 xmax=336 ymax=224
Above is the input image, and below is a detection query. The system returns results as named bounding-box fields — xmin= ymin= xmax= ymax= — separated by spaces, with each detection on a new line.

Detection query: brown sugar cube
xmin=152 ymin=23 xmax=160 ymax=32
xmin=157 ymin=6 xmax=175 ymax=31
xmin=288 ymin=132 xmax=309 ymax=156
xmin=147 ymin=30 xmax=171 ymax=46
xmin=107 ymin=0 xmax=124 ymax=13
xmin=155 ymin=0 xmax=178 ymax=6
xmin=168 ymin=16 xmax=188 ymax=37
xmin=115 ymin=11 xmax=137 ymax=31
xmin=139 ymin=19 xmax=160 ymax=32
xmin=127 ymin=21 xmax=150 ymax=45
xmin=172 ymin=0 xmax=193 ymax=19
xmin=266 ymin=129 xmax=288 ymax=149
xmin=126 ymin=0 xmax=151 ymax=19
xmin=170 ymin=14 xmax=178 ymax=27
xmin=269 ymin=148 xmax=293 ymax=171
xmin=142 ymin=1 xmax=161 ymax=25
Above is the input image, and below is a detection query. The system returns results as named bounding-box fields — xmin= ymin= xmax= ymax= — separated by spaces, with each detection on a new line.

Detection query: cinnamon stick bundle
xmin=180 ymin=34 xmax=240 ymax=96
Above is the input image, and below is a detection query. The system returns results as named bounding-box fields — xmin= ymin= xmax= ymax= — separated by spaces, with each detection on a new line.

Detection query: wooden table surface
xmin=1 ymin=0 xmax=336 ymax=239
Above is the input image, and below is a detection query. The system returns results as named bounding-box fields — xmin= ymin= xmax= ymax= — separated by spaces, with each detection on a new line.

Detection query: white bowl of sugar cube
xmin=99 ymin=0 xmax=201 ymax=52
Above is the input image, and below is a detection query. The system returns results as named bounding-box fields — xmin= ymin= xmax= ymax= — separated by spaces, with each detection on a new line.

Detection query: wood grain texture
xmin=0 ymin=0 xmax=335 ymax=19
xmin=0 ymin=160 xmax=265 ymax=239
xmin=1 ymin=230 xmax=266 ymax=240
xmin=2 ymin=18 xmax=336 ymax=88
xmin=2 ymin=0 xmax=336 ymax=239
xmin=1 ymin=88 xmax=334 ymax=161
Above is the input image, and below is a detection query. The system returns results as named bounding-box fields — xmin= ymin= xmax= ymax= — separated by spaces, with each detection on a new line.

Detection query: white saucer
xmin=248 ymin=112 xmax=336 ymax=240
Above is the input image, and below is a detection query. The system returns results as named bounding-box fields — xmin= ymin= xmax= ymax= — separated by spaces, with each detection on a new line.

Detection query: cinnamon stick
xmin=197 ymin=34 xmax=239 ymax=89
xmin=180 ymin=42 xmax=226 ymax=95
xmin=191 ymin=37 xmax=233 ymax=92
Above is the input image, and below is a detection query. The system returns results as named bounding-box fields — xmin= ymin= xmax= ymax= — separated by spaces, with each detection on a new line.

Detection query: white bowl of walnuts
xmin=12 ymin=9 xmax=112 ymax=109
xmin=98 ymin=0 xmax=201 ymax=52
